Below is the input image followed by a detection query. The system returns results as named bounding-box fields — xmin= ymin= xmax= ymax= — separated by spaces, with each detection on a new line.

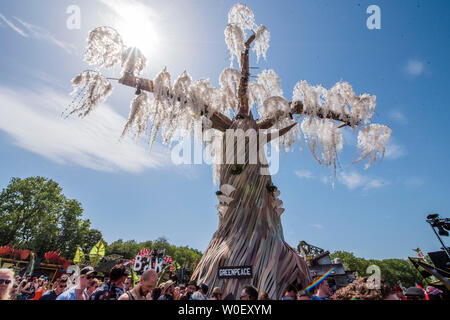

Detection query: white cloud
xmin=388 ymin=110 xmax=407 ymax=124
xmin=295 ymin=170 xmax=314 ymax=179
xmin=0 ymin=13 xmax=28 ymax=37
xmin=13 ymin=17 xmax=76 ymax=55
xmin=406 ymin=60 xmax=424 ymax=76
xmin=339 ymin=171 xmax=389 ymax=191
xmin=310 ymin=224 xmax=324 ymax=230
xmin=385 ymin=143 xmax=407 ymax=160
xmin=0 ymin=85 xmax=170 ymax=173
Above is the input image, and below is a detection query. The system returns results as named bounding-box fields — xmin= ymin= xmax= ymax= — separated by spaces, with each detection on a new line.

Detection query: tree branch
xmin=237 ymin=34 xmax=257 ymax=117
xmin=118 ymin=73 xmax=232 ymax=132
xmin=257 ymin=101 xmax=361 ymax=130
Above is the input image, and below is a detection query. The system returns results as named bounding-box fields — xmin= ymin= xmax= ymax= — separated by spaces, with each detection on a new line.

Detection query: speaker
xmin=427 ymin=250 xmax=450 ymax=271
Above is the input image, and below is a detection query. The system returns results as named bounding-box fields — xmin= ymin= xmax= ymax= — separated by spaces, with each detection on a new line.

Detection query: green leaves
xmin=0 ymin=177 xmax=103 ymax=259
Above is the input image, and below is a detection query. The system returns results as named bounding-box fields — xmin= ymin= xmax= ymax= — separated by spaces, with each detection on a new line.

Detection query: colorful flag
xmin=89 ymin=240 xmax=105 ymax=267
xmin=73 ymin=246 xmax=85 ymax=266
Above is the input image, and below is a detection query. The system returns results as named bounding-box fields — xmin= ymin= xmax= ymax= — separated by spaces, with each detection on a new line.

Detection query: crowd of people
xmin=0 ymin=266 xmax=445 ymax=301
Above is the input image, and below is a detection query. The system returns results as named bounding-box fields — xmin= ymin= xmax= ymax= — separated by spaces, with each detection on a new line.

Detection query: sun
xmin=107 ymin=2 xmax=161 ymax=59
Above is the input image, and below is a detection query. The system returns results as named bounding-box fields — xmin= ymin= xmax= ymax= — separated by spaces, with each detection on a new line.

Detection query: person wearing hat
xmin=158 ymin=280 xmax=175 ymax=300
xmin=90 ymin=264 xmax=129 ymax=300
xmin=404 ymin=287 xmax=426 ymax=300
xmin=57 ymin=267 xmax=97 ymax=300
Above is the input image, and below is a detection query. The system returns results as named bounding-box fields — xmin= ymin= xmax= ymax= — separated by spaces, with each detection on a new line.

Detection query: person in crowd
xmin=173 ymin=286 xmax=181 ymax=300
xmin=158 ymin=280 xmax=175 ymax=300
xmin=30 ymin=277 xmax=47 ymax=300
xmin=40 ymin=275 xmax=69 ymax=300
xmin=123 ymin=277 xmax=133 ymax=292
xmin=404 ymin=286 xmax=426 ymax=300
xmin=210 ymin=287 xmax=222 ymax=300
xmin=57 ymin=267 xmax=95 ymax=300
xmin=392 ymin=286 xmax=406 ymax=300
xmin=333 ymin=278 xmax=398 ymax=300
xmin=426 ymin=286 xmax=443 ymax=300
xmin=90 ymin=264 xmax=129 ymax=300
xmin=179 ymin=284 xmax=186 ymax=297
xmin=0 ymin=268 xmax=15 ymax=300
xmin=240 ymin=285 xmax=258 ymax=300
xmin=298 ymin=290 xmax=312 ymax=300
xmin=119 ymin=269 xmax=157 ymax=300
xmin=282 ymin=284 xmax=298 ymax=300
xmin=309 ymin=277 xmax=330 ymax=300
xmin=180 ymin=280 xmax=197 ymax=300
xmin=22 ymin=277 xmax=37 ymax=299
xmin=191 ymin=282 xmax=209 ymax=300
xmin=258 ymin=291 xmax=270 ymax=300
xmin=150 ymin=287 xmax=162 ymax=300
xmin=86 ymin=278 xmax=100 ymax=298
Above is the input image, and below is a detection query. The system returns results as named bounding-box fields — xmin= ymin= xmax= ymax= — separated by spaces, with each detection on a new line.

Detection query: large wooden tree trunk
xmin=191 ymin=116 xmax=311 ymax=299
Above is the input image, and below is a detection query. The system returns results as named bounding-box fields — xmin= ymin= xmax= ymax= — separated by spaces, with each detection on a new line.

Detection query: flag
xmin=73 ymin=247 xmax=85 ymax=266
xmin=89 ymin=240 xmax=105 ymax=267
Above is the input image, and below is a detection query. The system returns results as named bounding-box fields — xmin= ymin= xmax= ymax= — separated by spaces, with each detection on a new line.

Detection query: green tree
xmin=331 ymin=251 xmax=424 ymax=288
xmin=0 ymin=177 xmax=101 ymax=259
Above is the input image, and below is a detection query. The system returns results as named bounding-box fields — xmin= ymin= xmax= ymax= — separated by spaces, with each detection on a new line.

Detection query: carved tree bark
xmin=190 ymin=115 xmax=311 ymax=299
xmin=191 ymin=35 xmax=310 ymax=299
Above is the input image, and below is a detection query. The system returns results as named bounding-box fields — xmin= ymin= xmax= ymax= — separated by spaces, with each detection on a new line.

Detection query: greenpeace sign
xmin=218 ymin=266 xmax=253 ymax=279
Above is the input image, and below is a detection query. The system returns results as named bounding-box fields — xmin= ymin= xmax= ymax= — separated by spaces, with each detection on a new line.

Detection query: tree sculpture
xmin=68 ymin=4 xmax=391 ymax=299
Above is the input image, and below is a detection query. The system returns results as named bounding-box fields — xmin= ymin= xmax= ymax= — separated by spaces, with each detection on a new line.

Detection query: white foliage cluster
xmin=121 ymin=47 xmax=147 ymax=76
xmin=355 ymin=124 xmax=392 ymax=169
xmin=122 ymin=92 xmax=150 ymax=138
xmin=225 ymin=4 xmax=270 ymax=67
xmin=84 ymin=26 xmax=124 ymax=69
xmin=253 ymin=25 xmax=270 ymax=62
xmin=121 ymin=68 xmax=240 ymax=151
xmin=301 ymin=117 xmax=344 ymax=170
xmin=219 ymin=68 xmax=242 ymax=114
xmin=70 ymin=70 xmax=113 ymax=118
xmin=85 ymin=26 xmax=147 ymax=77
xmin=293 ymin=80 xmax=376 ymax=127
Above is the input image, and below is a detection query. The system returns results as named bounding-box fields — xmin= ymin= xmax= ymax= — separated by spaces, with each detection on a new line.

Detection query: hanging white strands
xmin=219 ymin=68 xmax=242 ymax=114
xmin=354 ymin=124 xmax=391 ymax=169
xmin=68 ymin=70 xmax=113 ymax=118
xmin=253 ymin=25 xmax=270 ymax=62
xmin=121 ymin=92 xmax=150 ymax=138
xmin=84 ymin=26 xmax=124 ymax=69
xmin=224 ymin=23 xmax=245 ymax=68
xmin=301 ymin=117 xmax=344 ymax=172
xmin=121 ymin=47 xmax=147 ymax=77
xmin=228 ymin=3 xmax=256 ymax=33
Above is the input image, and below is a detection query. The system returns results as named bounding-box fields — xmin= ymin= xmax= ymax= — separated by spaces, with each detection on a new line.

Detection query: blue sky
xmin=0 ymin=0 xmax=449 ymax=261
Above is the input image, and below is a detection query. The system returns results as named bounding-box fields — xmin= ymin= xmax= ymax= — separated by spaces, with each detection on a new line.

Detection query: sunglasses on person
xmin=0 ymin=279 xmax=12 ymax=285
xmin=59 ymin=284 xmax=67 ymax=288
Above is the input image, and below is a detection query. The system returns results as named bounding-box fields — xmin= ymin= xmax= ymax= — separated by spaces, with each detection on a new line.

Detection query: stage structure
xmin=68 ymin=4 xmax=391 ymax=298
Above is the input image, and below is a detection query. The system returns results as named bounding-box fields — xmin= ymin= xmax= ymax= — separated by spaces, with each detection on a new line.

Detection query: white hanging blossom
xmin=148 ymin=67 xmax=172 ymax=147
xmin=225 ymin=23 xmax=245 ymax=68
xmin=258 ymin=69 xmax=283 ymax=98
xmin=253 ymin=25 xmax=270 ymax=62
xmin=121 ymin=47 xmax=147 ymax=77
xmin=228 ymin=3 xmax=256 ymax=33
xmin=301 ymin=117 xmax=343 ymax=170
xmin=263 ymin=96 xmax=290 ymax=119
xmin=354 ymin=124 xmax=391 ymax=169
xmin=293 ymin=80 xmax=376 ymax=127
xmin=219 ymin=68 xmax=242 ymax=113
xmin=249 ymin=82 xmax=269 ymax=110
xmin=69 ymin=70 xmax=113 ymax=118
xmin=172 ymin=71 xmax=193 ymax=109
xmin=121 ymin=92 xmax=150 ymax=138
xmin=84 ymin=26 xmax=124 ymax=69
